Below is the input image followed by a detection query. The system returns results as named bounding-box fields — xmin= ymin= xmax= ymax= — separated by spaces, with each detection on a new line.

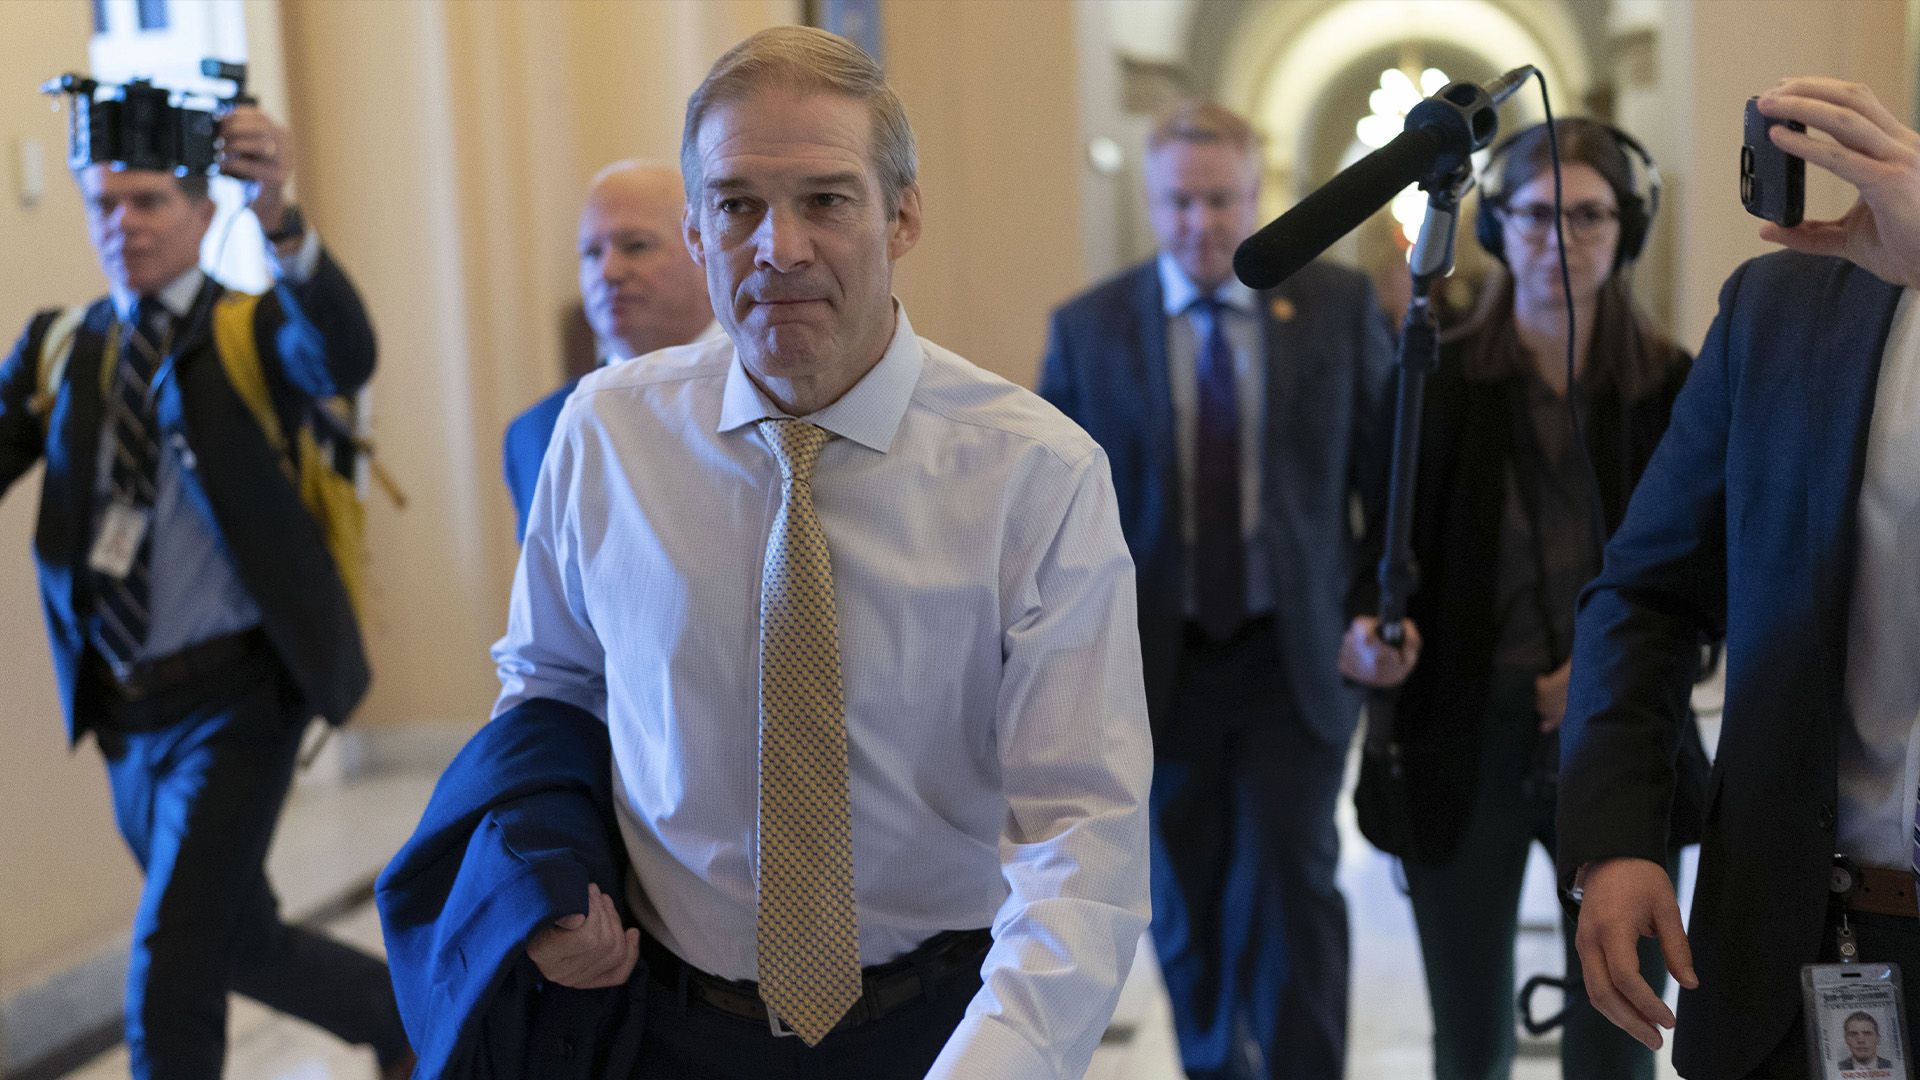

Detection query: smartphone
xmin=1743 ymin=96 xmax=1806 ymax=227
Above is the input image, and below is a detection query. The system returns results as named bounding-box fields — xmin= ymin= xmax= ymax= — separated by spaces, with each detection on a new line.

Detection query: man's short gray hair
xmin=681 ymin=25 xmax=917 ymax=216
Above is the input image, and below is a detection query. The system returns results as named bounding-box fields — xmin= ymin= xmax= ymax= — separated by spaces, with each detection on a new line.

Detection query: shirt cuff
xmin=924 ymin=1013 xmax=1058 ymax=1080
xmin=269 ymin=223 xmax=321 ymax=284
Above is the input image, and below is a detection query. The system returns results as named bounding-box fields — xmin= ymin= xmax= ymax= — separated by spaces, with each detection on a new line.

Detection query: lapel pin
xmin=1269 ymin=297 xmax=1296 ymax=322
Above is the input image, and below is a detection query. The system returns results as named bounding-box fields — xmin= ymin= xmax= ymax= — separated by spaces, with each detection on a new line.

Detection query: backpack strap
xmin=28 ymin=305 xmax=92 ymax=427
xmin=208 ymin=292 xmax=295 ymax=477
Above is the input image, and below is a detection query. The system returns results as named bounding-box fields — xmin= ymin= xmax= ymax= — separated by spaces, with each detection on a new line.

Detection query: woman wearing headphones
xmin=1341 ymin=117 xmax=1708 ymax=1080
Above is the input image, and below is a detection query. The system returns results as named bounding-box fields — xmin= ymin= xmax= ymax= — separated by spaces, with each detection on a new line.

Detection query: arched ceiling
xmin=1103 ymin=0 xmax=1598 ymax=200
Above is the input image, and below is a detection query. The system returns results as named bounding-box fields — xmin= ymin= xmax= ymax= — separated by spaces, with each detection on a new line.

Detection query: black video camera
xmin=40 ymin=60 xmax=253 ymax=177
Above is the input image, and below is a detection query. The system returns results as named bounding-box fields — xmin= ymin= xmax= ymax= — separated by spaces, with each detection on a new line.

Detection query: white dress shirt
xmin=1837 ymin=287 xmax=1920 ymax=868
xmin=493 ymin=305 xmax=1152 ymax=1078
xmin=1157 ymin=251 xmax=1273 ymax=616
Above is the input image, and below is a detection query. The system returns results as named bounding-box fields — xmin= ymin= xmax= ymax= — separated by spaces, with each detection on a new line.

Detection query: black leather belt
xmin=93 ymin=627 xmax=270 ymax=706
xmin=643 ymin=928 xmax=992 ymax=1037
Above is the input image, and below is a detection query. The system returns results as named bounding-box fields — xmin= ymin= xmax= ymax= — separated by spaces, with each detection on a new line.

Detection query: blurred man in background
xmin=1039 ymin=100 xmax=1394 ymax=1080
xmin=501 ymin=160 xmax=718 ymax=541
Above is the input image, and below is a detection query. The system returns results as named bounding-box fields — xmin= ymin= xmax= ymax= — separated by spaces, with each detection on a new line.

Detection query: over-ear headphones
xmin=1474 ymin=119 xmax=1662 ymax=270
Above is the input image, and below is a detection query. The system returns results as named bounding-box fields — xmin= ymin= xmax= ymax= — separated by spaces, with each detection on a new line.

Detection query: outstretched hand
xmin=216 ymin=105 xmax=294 ymax=236
xmin=1574 ymin=857 xmax=1699 ymax=1050
xmin=1758 ymin=77 xmax=1920 ymax=288
xmin=525 ymin=881 xmax=640 ymax=989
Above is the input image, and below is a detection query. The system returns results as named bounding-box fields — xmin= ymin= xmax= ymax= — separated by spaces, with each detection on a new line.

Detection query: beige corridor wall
xmin=279 ymin=0 xmax=800 ymax=733
xmin=1616 ymin=0 xmax=1913 ymax=348
xmin=0 ymin=2 xmax=144 ymax=995
xmin=884 ymin=0 xmax=1087 ymax=389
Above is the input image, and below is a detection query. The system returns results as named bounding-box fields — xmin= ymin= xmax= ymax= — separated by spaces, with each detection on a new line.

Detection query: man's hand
xmin=1338 ymin=615 xmax=1422 ymax=688
xmin=215 ymin=105 xmax=294 ymax=236
xmin=1535 ymin=660 xmax=1571 ymax=732
xmin=1574 ymin=856 xmax=1699 ymax=1050
xmin=1758 ymin=77 xmax=1920 ymax=289
xmin=525 ymin=881 xmax=640 ymax=989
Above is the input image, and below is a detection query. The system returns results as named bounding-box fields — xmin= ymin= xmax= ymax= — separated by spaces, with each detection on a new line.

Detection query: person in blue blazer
xmin=1560 ymin=77 xmax=1920 ymax=1080
xmin=1039 ymin=100 xmax=1394 ymax=1080
xmin=501 ymin=161 xmax=717 ymax=542
xmin=0 ymin=107 xmax=410 ymax=1078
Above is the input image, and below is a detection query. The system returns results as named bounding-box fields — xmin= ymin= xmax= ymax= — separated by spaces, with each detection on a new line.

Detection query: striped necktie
xmin=753 ymin=417 xmax=862 ymax=1045
xmin=94 ymin=297 xmax=169 ymax=670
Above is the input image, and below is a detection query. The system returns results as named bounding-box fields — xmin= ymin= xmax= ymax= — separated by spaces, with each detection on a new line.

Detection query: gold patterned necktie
xmin=754 ymin=418 xmax=862 ymax=1045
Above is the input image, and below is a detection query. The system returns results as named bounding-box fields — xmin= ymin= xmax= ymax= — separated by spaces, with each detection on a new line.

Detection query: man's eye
xmin=813 ymin=193 xmax=847 ymax=208
xmin=718 ymin=198 xmax=750 ymax=215
xmin=619 ymin=240 xmax=652 ymax=256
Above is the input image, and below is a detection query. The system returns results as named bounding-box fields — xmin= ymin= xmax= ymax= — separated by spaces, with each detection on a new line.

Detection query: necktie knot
xmin=133 ymin=297 xmax=170 ymax=340
xmin=759 ymin=419 xmax=831 ymax=485
xmin=125 ymin=297 xmax=170 ymax=378
xmin=1189 ymin=294 xmax=1229 ymax=320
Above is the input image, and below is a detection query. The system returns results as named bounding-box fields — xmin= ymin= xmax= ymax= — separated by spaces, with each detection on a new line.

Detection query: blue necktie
xmin=1192 ymin=296 xmax=1246 ymax=640
xmin=94 ymin=297 xmax=168 ymax=670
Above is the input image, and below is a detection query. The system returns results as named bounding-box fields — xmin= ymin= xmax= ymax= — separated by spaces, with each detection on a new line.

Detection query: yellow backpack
xmin=30 ymin=293 xmax=405 ymax=616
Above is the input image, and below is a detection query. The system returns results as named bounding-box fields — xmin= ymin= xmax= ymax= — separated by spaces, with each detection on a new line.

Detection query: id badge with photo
xmin=1804 ymin=962 xmax=1914 ymax=1080
xmin=88 ymin=500 xmax=151 ymax=580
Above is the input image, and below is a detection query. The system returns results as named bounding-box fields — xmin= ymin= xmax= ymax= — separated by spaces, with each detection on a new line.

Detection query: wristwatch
xmin=263 ymin=204 xmax=307 ymax=244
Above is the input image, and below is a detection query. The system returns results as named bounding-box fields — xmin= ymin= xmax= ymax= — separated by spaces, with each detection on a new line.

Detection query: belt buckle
xmin=767 ymin=1008 xmax=801 ymax=1039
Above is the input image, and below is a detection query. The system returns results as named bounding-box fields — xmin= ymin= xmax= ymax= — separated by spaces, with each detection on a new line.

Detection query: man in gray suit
xmin=1038 ymin=100 xmax=1394 ymax=1080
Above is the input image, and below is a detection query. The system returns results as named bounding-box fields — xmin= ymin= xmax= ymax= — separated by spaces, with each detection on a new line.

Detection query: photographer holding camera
xmin=1557 ymin=76 xmax=1920 ymax=1079
xmin=0 ymin=98 xmax=411 ymax=1077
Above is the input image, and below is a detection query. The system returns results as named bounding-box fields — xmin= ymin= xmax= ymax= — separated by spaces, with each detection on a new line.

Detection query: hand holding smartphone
xmin=1742 ymin=96 xmax=1806 ymax=227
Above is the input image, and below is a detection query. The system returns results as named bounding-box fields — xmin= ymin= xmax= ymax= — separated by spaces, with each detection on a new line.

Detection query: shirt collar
xmin=717 ymin=302 xmax=922 ymax=454
xmin=112 ymin=266 xmax=206 ymax=324
xmin=597 ymin=319 xmax=726 ymax=366
xmin=1157 ymin=250 xmax=1256 ymax=318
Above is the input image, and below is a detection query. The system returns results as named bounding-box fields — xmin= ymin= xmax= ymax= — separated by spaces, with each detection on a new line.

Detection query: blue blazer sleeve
xmin=0 ymin=312 xmax=56 ymax=496
xmin=503 ymin=383 xmax=577 ymax=545
xmin=1556 ymin=263 xmax=1741 ymax=889
xmin=376 ymin=697 xmax=644 ymax=1078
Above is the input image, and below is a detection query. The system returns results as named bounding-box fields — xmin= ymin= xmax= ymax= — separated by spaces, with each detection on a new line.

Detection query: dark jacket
xmin=1038 ymin=259 xmax=1395 ymax=744
xmin=0 ymin=254 xmax=374 ymax=734
xmin=376 ymin=697 xmax=645 ymax=1080
xmin=503 ymin=378 xmax=579 ymax=544
xmin=1381 ymin=333 xmax=1699 ymax=864
xmin=1558 ymin=251 xmax=1908 ymax=1080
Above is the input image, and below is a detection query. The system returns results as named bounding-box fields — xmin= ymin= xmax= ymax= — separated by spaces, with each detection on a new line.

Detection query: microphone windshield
xmin=1233 ymin=126 xmax=1441 ymax=291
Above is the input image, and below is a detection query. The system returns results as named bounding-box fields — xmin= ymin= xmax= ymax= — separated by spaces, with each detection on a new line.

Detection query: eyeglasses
xmin=1496 ymin=201 xmax=1620 ymax=241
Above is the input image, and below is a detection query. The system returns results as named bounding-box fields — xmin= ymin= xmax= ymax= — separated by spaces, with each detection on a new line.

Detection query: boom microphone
xmin=1233 ymin=65 xmax=1538 ymax=291
xmin=1231 ymin=127 xmax=1440 ymax=291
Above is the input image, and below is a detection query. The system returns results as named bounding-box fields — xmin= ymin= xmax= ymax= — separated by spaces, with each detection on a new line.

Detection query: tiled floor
xmin=56 ymin=751 xmax=1698 ymax=1080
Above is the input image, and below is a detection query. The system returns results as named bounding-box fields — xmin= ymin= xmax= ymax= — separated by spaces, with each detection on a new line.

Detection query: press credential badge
xmin=89 ymin=501 xmax=150 ymax=580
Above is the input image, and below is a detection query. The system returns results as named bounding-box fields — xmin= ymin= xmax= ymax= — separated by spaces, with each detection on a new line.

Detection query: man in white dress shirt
xmin=492 ymin=26 xmax=1152 ymax=1080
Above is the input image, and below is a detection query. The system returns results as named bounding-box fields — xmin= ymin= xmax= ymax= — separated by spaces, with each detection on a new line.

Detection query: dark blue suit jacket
xmin=1558 ymin=251 xmax=1907 ymax=1080
xmin=0 ymin=254 xmax=375 ymax=736
xmin=377 ymin=697 xmax=643 ymax=1080
xmin=503 ymin=378 xmax=579 ymax=544
xmin=1038 ymin=259 xmax=1395 ymax=744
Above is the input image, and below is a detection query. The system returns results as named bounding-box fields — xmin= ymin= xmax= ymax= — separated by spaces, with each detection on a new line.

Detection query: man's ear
xmin=683 ymin=205 xmax=706 ymax=268
xmin=888 ymin=184 xmax=922 ymax=261
xmin=195 ymin=196 xmax=218 ymax=232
